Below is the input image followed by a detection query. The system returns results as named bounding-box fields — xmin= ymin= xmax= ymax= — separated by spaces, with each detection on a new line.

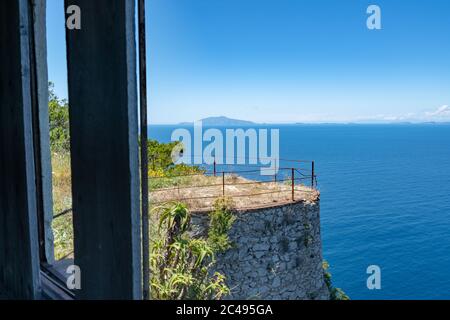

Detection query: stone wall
xmin=191 ymin=200 xmax=330 ymax=300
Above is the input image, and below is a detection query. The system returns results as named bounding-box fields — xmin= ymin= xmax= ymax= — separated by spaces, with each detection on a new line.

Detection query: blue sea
xmin=149 ymin=124 xmax=450 ymax=300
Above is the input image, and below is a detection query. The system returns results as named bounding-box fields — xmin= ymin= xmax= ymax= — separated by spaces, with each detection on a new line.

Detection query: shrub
xmin=323 ymin=261 xmax=350 ymax=300
xmin=208 ymin=197 xmax=236 ymax=252
xmin=147 ymin=140 xmax=204 ymax=185
xmin=150 ymin=199 xmax=235 ymax=300
xmin=147 ymin=139 xmax=179 ymax=171
xmin=48 ymin=82 xmax=70 ymax=153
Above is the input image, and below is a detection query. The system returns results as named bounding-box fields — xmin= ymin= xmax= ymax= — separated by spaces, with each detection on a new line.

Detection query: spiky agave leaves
xmin=157 ymin=202 xmax=191 ymax=237
xmin=150 ymin=201 xmax=232 ymax=300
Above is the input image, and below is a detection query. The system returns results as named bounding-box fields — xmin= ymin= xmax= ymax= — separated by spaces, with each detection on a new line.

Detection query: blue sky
xmin=47 ymin=0 xmax=450 ymax=124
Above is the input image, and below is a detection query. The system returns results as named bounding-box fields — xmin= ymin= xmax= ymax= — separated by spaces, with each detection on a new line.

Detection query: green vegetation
xmin=48 ymin=82 xmax=70 ymax=153
xmin=49 ymin=83 xmax=73 ymax=260
xmin=52 ymin=208 xmax=74 ymax=260
xmin=323 ymin=261 xmax=350 ymax=300
xmin=208 ymin=198 xmax=236 ymax=252
xmin=147 ymin=139 xmax=179 ymax=172
xmin=150 ymin=199 xmax=235 ymax=300
xmin=147 ymin=139 xmax=205 ymax=189
xmin=52 ymin=150 xmax=73 ymax=261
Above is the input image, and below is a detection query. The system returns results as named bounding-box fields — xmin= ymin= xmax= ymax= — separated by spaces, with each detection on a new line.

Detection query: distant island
xmin=170 ymin=116 xmax=450 ymax=126
xmin=179 ymin=116 xmax=256 ymax=126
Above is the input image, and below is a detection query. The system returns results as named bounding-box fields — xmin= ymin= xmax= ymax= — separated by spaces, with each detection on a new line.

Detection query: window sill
xmin=40 ymin=260 xmax=75 ymax=300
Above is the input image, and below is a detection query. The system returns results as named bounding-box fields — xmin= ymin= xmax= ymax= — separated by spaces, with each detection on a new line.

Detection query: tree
xmin=48 ymin=82 xmax=70 ymax=152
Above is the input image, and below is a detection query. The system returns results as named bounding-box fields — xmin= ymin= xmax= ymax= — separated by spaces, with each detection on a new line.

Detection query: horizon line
xmin=147 ymin=121 xmax=450 ymax=126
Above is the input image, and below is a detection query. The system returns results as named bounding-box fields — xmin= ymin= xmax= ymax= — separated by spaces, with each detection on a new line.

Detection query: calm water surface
xmin=149 ymin=124 xmax=450 ymax=299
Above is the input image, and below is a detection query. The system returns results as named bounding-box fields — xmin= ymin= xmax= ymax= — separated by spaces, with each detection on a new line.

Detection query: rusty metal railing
xmin=52 ymin=160 xmax=317 ymax=220
xmin=149 ymin=163 xmax=317 ymax=206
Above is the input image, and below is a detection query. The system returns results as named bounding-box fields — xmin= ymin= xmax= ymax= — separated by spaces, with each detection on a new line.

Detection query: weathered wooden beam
xmin=65 ymin=0 xmax=142 ymax=299
xmin=30 ymin=0 xmax=55 ymax=265
xmin=0 ymin=0 xmax=42 ymax=299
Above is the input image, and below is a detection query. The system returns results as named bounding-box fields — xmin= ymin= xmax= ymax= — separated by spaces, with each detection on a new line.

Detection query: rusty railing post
xmin=291 ymin=168 xmax=295 ymax=201
xmin=274 ymin=159 xmax=277 ymax=183
xmin=222 ymin=172 xmax=225 ymax=197
xmin=311 ymin=161 xmax=315 ymax=189
xmin=213 ymin=158 xmax=217 ymax=177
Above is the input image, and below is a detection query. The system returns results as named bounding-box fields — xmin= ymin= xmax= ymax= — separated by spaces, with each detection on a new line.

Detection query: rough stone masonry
xmin=191 ymin=200 xmax=330 ymax=300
